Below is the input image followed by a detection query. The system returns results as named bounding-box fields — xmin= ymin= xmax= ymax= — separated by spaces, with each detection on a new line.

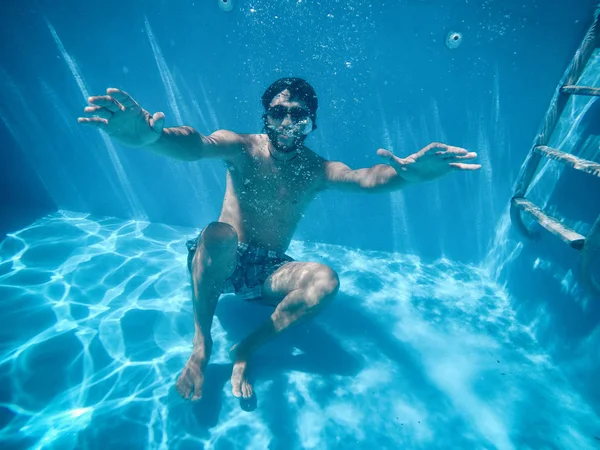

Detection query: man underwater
xmin=78 ymin=77 xmax=480 ymax=402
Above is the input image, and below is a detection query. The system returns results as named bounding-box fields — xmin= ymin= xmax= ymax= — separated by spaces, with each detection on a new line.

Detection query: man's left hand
xmin=377 ymin=142 xmax=481 ymax=183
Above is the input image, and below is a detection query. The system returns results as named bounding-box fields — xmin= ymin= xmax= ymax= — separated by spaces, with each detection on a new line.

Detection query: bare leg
xmin=176 ymin=222 xmax=238 ymax=401
xmin=230 ymin=262 xmax=339 ymax=398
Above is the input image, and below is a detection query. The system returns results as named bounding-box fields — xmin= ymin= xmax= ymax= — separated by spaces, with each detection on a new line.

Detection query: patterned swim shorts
xmin=186 ymin=235 xmax=294 ymax=301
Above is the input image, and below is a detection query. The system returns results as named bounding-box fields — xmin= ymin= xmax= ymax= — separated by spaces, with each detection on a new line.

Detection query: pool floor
xmin=0 ymin=211 xmax=598 ymax=449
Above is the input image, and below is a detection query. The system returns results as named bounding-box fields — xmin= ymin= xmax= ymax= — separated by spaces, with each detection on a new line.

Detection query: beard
xmin=265 ymin=125 xmax=307 ymax=152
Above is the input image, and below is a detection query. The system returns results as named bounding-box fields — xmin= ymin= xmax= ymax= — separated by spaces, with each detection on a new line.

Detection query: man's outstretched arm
xmin=78 ymin=88 xmax=243 ymax=162
xmin=147 ymin=127 xmax=244 ymax=162
xmin=324 ymin=161 xmax=406 ymax=193
xmin=323 ymin=142 xmax=481 ymax=193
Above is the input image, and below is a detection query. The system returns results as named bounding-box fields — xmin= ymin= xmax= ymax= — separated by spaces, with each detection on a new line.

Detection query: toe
xmin=176 ymin=377 xmax=191 ymax=399
xmin=231 ymin=364 xmax=244 ymax=397
xmin=232 ymin=380 xmax=242 ymax=398
xmin=243 ymin=381 xmax=253 ymax=399
xmin=192 ymin=379 xmax=203 ymax=401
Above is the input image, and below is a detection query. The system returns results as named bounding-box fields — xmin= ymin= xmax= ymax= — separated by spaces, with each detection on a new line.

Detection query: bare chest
xmin=232 ymin=155 xmax=321 ymax=210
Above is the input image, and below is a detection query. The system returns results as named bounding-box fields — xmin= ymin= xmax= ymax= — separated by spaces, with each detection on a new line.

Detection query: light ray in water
xmin=98 ymin=133 xmax=148 ymax=220
xmin=143 ymin=18 xmax=222 ymax=213
xmin=476 ymin=109 xmax=495 ymax=212
xmin=376 ymin=93 xmax=412 ymax=253
xmin=45 ymin=19 xmax=147 ymax=220
xmin=176 ymin=73 xmax=225 ymax=191
xmin=144 ymin=17 xmax=184 ymax=125
xmin=482 ymin=207 xmax=523 ymax=279
xmin=430 ymin=99 xmax=447 ymax=144
xmin=0 ymin=70 xmax=84 ymax=209
xmin=198 ymin=77 xmax=220 ymax=131
xmin=39 ymin=79 xmax=123 ymax=205
xmin=45 ymin=21 xmax=88 ymax=99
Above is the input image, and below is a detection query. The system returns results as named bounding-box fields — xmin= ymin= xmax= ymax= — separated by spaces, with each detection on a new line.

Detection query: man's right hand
xmin=78 ymin=88 xmax=165 ymax=148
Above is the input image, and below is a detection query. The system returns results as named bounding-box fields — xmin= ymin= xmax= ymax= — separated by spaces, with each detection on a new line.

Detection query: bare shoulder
xmin=243 ymin=133 xmax=269 ymax=155
xmin=205 ymin=130 xmax=263 ymax=161
xmin=207 ymin=129 xmax=252 ymax=148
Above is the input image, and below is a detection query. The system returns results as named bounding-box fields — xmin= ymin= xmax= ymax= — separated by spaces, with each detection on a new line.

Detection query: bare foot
xmin=176 ymin=348 xmax=209 ymax=401
xmin=230 ymin=345 xmax=254 ymax=399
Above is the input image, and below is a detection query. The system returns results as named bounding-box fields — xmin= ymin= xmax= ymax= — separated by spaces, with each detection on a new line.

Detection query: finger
xmin=106 ymin=88 xmax=137 ymax=108
xmin=378 ymin=152 xmax=403 ymax=170
xmin=150 ymin=111 xmax=165 ymax=133
xmin=376 ymin=148 xmax=394 ymax=158
xmin=77 ymin=117 xmax=108 ymax=129
xmin=83 ymin=105 xmax=112 ymax=120
xmin=88 ymin=95 xmax=123 ymax=112
xmin=436 ymin=148 xmax=469 ymax=159
xmin=426 ymin=142 xmax=446 ymax=149
xmin=450 ymin=163 xmax=482 ymax=170
xmin=377 ymin=148 xmax=402 ymax=165
xmin=440 ymin=152 xmax=478 ymax=162
xmin=446 ymin=145 xmax=469 ymax=155
xmin=455 ymin=151 xmax=478 ymax=160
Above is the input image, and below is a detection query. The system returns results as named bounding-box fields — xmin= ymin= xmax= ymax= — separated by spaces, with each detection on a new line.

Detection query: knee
xmin=306 ymin=265 xmax=340 ymax=307
xmin=201 ymin=222 xmax=238 ymax=253
xmin=192 ymin=222 xmax=238 ymax=272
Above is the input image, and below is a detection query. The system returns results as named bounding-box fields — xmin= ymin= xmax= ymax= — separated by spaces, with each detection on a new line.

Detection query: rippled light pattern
xmin=0 ymin=211 xmax=598 ymax=449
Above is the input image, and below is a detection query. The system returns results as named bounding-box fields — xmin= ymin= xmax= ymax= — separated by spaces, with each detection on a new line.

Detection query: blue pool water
xmin=0 ymin=212 xmax=598 ymax=449
xmin=2 ymin=0 xmax=600 ymax=449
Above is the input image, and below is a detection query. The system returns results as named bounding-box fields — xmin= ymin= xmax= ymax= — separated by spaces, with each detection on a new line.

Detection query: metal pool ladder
xmin=510 ymin=11 xmax=600 ymax=294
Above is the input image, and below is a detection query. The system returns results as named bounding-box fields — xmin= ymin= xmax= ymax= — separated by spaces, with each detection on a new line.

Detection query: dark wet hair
xmin=261 ymin=77 xmax=318 ymax=129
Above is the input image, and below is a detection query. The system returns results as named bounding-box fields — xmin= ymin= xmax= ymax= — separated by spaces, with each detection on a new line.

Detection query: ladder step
xmin=512 ymin=198 xmax=585 ymax=249
xmin=534 ymin=146 xmax=600 ymax=177
xmin=561 ymin=85 xmax=600 ymax=96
